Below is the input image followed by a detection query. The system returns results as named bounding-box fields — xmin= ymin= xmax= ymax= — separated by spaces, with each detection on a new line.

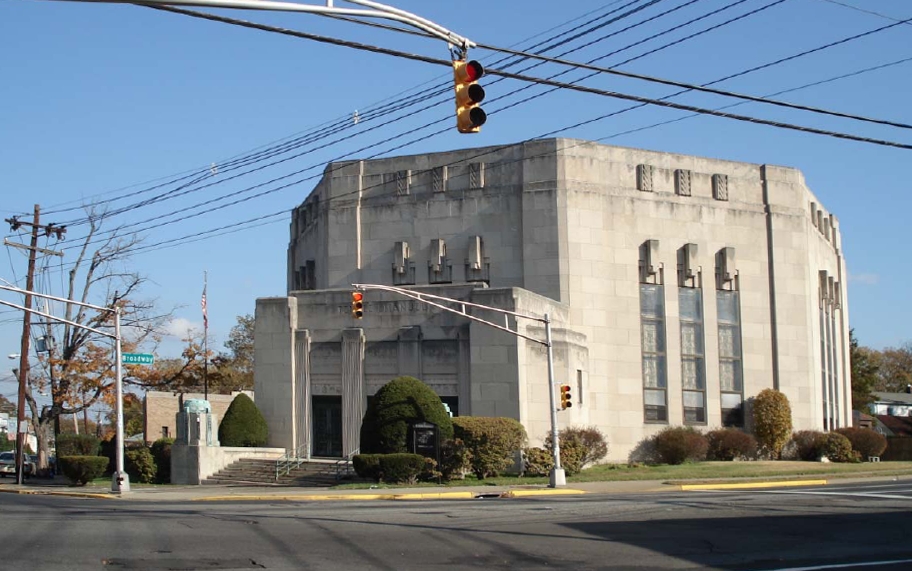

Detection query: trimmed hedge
xmin=56 ymin=434 xmax=100 ymax=457
xmin=653 ymin=427 xmax=708 ymax=465
xmin=59 ymin=456 xmax=108 ymax=486
xmin=219 ymin=393 xmax=268 ymax=447
xmin=151 ymin=438 xmax=174 ymax=484
xmin=790 ymin=430 xmax=826 ymax=461
xmin=453 ymin=417 xmax=527 ymax=479
xmin=125 ymin=447 xmax=156 ymax=484
xmin=706 ymin=428 xmax=757 ymax=461
xmin=352 ymin=453 xmax=426 ymax=484
xmin=751 ymin=389 xmax=793 ymax=459
xmin=360 ymin=376 xmax=453 ymax=454
xmin=821 ymin=432 xmax=856 ymax=463
xmin=835 ymin=427 xmax=887 ymax=459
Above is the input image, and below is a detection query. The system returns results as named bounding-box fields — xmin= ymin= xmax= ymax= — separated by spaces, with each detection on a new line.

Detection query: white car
xmin=0 ymin=451 xmax=34 ymax=477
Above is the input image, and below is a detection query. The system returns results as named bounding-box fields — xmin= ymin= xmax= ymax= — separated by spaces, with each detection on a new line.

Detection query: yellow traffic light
xmin=351 ymin=291 xmax=364 ymax=319
xmin=452 ymin=59 xmax=486 ymax=133
xmin=560 ymin=384 xmax=572 ymax=410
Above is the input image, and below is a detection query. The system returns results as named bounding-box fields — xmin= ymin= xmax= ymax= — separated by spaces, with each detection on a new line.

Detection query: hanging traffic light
xmin=560 ymin=384 xmax=572 ymax=410
xmin=351 ymin=291 xmax=364 ymax=319
xmin=452 ymin=59 xmax=486 ymax=133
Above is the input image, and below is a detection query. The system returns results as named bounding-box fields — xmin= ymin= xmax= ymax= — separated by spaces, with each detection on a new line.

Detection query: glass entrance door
xmin=312 ymin=395 xmax=343 ymax=457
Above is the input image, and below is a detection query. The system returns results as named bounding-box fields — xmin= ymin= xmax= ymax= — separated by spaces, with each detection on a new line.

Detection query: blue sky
xmin=1 ymin=0 xmax=910 ymax=404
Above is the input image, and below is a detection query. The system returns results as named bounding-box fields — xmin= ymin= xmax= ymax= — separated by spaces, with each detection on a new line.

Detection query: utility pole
xmin=4 ymin=205 xmax=65 ymax=484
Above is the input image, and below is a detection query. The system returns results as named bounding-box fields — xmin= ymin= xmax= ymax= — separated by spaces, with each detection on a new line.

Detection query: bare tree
xmin=23 ymin=209 xmax=183 ymax=471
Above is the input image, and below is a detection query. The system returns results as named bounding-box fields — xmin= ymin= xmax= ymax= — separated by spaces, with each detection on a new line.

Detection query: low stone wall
xmin=171 ymin=445 xmax=285 ymax=485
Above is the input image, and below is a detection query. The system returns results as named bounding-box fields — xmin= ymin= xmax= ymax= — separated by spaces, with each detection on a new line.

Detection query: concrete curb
xmin=0 ymin=487 xmax=114 ymax=499
xmin=679 ymin=479 xmax=828 ymax=491
xmin=192 ymin=489 xmax=588 ymax=502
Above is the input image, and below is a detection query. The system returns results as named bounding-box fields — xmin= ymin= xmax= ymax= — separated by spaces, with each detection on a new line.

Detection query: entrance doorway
xmin=312 ymin=395 xmax=343 ymax=457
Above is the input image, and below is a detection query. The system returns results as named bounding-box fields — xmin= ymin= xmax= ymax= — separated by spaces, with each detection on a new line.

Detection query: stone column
xmin=294 ymin=329 xmax=312 ymax=458
xmin=398 ymin=326 xmax=422 ymax=379
xmin=457 ymin=326 xmax=472 ymax=416
xmin=341 ymin=328 xmax=365 ymax=458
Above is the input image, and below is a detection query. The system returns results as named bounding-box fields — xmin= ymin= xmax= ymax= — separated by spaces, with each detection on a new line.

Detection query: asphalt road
xmin=2 ymin=480 xmax=911 ymax=571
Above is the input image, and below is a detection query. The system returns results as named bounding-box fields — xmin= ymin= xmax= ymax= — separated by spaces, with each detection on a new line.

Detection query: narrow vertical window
xmin=717 ymin=290 xmax=744 ymax=426
xmin=680 ymin=288 xmax=706 ymax=423
xmin=640 ymin=284 xmax=667 ymax=422
xmin=820 ymin=298 xmax=829 ymax=431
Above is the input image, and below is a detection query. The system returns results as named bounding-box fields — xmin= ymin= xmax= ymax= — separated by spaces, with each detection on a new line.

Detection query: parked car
xmin=0 ymin=451 xmax=35 ymax=478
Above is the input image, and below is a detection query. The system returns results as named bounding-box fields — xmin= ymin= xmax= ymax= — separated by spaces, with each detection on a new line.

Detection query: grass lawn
xmin=332 ymin=460 xmax=912 ymax=489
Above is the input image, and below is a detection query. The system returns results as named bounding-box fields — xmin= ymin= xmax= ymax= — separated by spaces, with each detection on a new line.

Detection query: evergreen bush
xmin=125 ymin=447 xmax=157 ymax=484
xmin=453 ymin=417 xmax=526 ymax=479
xmin=706 ymin=428 xmax=757 ymax=461
xmin=653 ymin=427 xmax=708 ymax=465
xmin=377 ymin=453 xmax=426 ymax=484
xmin=56 ymin=434 xmax=100 ymax=457
xmin=359 ymin=376 xmax=453 ymax=454
xmin=151 ymin=438 xmax=174 ymax=484
xmin=218 ymin=393 xmax=268 ymax=447
xmin=58 ymin=456 xmax=108 ymax=486
xmin=439 ymin=438 xmax=470 ymax=481
xmin=751 ymin=389 xmax=793 ymax=459
xmin=790 ymin=430 xmax=826 ymax=461
xmin=522 ymin=447 xmax=553 ymax=477
xmin=821 ymin=432 xmax=857 ymax=463
xmin=352 ymin=454 xmax=381 ymax=481
xmin=835 ymin=427 xmax=887 ymax=459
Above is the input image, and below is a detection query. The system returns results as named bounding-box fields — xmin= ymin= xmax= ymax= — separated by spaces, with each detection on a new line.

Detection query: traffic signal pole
xmin=352 ymin=283 xmax=566 ymax=487
xmin=0 ymin=283 xmax=129 ymax=493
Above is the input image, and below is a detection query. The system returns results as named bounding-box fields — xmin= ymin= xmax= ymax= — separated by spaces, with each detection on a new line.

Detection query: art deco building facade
xmin=254 ymin=138 xmax=851 ymax=462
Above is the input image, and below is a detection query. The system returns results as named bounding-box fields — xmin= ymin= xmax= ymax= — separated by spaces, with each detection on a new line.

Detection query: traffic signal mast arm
xmin=49 ymin=0 xmax=475 ymax=52
xmin=352 ymin=282 xmax=568 ymax=487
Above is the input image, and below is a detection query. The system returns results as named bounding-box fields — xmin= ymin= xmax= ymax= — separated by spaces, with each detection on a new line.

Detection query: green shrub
xmin=58 ymin=456 xmax=108 ymax=486
xmin=439 ymin=439 xmax=470 ymax=481
xmin=835 ymin=427 xmax=887 ymax=459
xmin=542 ymin=431 xmax=588 ymax=475
xmin=378 ymin=454 xmax=426 ymax=484
xmin=359 ymin=377 xmax=453 ymax=454
xmin=522 ymin=447 xmax=553 ymax=477
xmin=99 ymin=438 xmax=116 ymax=474
xmin=706 ymin=428 xmax=757 ymax=461
xmin=821 ymin=432 xmax=857 ymax=463
xmin=352 ymin=454 xmax=381 ymax=481
xmin=653 ymin=427 xmax=708 ymax=465
xmin=151 ymin=438 xmax=174 ymax=484
xmin=218 ymin=393 xmax=268 ymax=447
xmin=790 ymin=430 xmax=826 ymax=461
xmin=751 ymin=389 xmax=793 ymax=459
xmin=453 ymin=417 xmax=527 ymax=479
xmin=56 ymin=434 xmax=100 ymax=457
xmin=125 ymin=447 xmax=157 ymax=484
xmin=546 ymin=426 xmax=609 ymax=470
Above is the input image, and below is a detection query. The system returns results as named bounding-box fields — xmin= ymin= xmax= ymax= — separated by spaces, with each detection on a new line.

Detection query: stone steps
xmin=202 ymin=458 xmax=356 ymax=487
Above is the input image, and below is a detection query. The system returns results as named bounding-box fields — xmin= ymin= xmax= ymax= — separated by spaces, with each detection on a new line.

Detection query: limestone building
xmin=254 ymin=138 xmax=851 ymax=462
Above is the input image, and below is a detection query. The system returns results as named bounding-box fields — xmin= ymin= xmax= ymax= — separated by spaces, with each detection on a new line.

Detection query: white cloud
xmin=164 ymin=317 xmax=202 ymax=338
xmin=848 ymin=273 xmax=879 ymax=285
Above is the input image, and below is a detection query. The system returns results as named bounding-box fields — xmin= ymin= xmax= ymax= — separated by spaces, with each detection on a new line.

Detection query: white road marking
xmin=765 ymin=558 xmax=912 ymax=571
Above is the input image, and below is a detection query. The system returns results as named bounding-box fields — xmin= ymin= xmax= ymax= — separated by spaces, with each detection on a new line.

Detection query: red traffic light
xmin=453 ymin=59 xmax=486 ymax=134
xmin=351 ymin=291 xmax=364 ymax=319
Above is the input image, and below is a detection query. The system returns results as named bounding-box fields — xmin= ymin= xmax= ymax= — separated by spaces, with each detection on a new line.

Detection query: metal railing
xmin=275 ymin=443 xmax=308 ymax=481
xmin=333 ymin=448 xmax=359 ymax=481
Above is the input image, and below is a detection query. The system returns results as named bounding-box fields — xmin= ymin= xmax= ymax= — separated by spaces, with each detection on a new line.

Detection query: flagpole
xmin=203 ymin=271 xmax=209 ymax=401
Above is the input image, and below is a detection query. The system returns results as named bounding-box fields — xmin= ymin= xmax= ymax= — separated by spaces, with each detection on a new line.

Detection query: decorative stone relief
xmin=432 ymin=165 xmax=447 ymax=193
xmin=712 ymin=174 xmax=729 ymax=201
xmin=469 ymin=162 xmax=485 ymax=189
xmin=675 ymin=169 xmax=692 ymax=197
xmin=396 ymin=170 xmax=411 ymax=195
xmin=636 ymin=164 xmax=654 ymax=192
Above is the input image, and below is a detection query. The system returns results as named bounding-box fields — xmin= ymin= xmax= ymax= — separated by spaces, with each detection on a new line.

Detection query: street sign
xmin=122 ymin=353 xmax=154 ymax=365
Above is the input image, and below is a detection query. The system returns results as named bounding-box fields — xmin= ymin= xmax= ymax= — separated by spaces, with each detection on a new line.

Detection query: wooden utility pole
xmin=4 ymin=205 xmax=65 ymax=484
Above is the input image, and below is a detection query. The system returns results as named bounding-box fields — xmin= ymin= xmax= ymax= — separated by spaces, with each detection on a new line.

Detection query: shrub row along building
xmin=254 ymin=138 xmax=851 ymax=462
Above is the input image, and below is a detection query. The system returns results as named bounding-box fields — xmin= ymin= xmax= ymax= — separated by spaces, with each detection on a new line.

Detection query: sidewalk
xmin=0 ymin=474 xmax=870 ymax=502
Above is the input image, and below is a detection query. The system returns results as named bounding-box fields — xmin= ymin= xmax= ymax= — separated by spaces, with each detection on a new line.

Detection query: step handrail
xmin=333 ymin=448 xmax=359 ymax=481
xmin=275 ymin=443 xmax=308 ymax=480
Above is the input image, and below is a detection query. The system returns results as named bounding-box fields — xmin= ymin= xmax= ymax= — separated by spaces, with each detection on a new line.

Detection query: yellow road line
xmin=680 ymin=479 xmax=827 ymax=491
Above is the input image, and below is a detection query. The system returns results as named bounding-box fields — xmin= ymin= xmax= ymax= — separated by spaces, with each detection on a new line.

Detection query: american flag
xmin=201 ymin=286 xmax=208 ymax=330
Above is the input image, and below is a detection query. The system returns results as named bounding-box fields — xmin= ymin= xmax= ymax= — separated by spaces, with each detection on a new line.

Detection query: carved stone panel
xmin=675 ymin=169 xmax=692 ymax=197
xmin=636 ymin=164 xmax=654 ymax=192
xmin=712 ymin=174 xmax=729 ymax=201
